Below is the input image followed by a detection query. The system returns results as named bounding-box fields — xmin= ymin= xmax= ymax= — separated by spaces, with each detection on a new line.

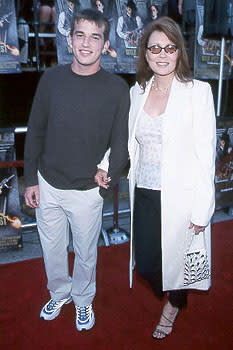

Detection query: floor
xmin=0 ymin=177 xmax=232 ymax=265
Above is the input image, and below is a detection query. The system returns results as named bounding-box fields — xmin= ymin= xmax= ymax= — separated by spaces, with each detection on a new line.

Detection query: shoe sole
xmin=76 ymin=314 xmax=95 ymax=331
xmin=40 ymin=298 xmax=72 ymax=321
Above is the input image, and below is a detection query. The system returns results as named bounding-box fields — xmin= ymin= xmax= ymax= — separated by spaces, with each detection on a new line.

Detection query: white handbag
xmin=184 ymin=229 xmax=210 ymax=286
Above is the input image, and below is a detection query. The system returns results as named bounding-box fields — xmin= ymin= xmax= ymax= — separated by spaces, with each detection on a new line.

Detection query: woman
xmin=128 ymin=16 xmax=216 ymax=339
xmin=96 ymin=16 xmax=216 ymax=340
xmin=94 ymin=0 xmax=105 ymax=13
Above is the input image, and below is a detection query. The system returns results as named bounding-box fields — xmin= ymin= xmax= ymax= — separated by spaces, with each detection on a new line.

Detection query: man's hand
xmin=189 ymin=222 xmax=206 ymax=235
xmin=94 ymin=169 xmax=111 ymax=189
xmin=24 ymin=185 xmax=40 ymax=208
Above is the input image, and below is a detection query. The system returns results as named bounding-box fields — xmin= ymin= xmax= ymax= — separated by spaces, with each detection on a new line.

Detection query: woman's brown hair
xmin=137 ymin=16 xmax=193 ymax=91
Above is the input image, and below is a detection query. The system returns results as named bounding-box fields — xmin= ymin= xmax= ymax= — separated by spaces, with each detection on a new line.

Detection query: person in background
xmin=178 ymin=0 xmax=196 ymax=69
xmin=145 ymin=4 xmax=159 ymax=25
xmin=39 ymin=0 xmax=55 ymax=49
xmin=150 ymin=4 xmax=159 ymax=20
xmin=24 ymin=9 xmax=129 ymax=332
xmin=95 ymin=0 xmax=105 ymax=13
xmin=168 ymin=0 xmax=181 ymax=23
xmin=117 ymin=0 xmax=143 ymax=46
xmin=57 ymin=0 xmax=76 ymax=53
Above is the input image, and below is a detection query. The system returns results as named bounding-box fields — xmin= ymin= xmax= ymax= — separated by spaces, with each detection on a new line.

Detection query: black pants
xmin=133 ymin=187 xmax=187 ymax=309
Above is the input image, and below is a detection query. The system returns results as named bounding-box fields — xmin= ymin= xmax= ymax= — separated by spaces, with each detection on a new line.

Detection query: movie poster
xmin=0 ymin=0 xmax=20 ymax=73
xmin=56 ymin=0 xmax=158 ymax=73
xmin=115 ymin=0 xmax=146 ymax=73
xmin=93 ymin=0 xmax=118 ymax=72
xmin=0 ymin=130 xmax=22 ymax=251
xmin=215 ymin=120 xmax=233 ymax=210
xmin=55 ymin=0 xmax=81 ymax=65
xmin=194 ymin=0 xmax=233 ymax=80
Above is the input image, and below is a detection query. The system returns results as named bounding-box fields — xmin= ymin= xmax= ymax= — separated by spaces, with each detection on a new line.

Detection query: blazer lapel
xmin=163 ymin=77 xmax=187 ymax=144
xmin=129 ymin=79 xmax=152 ymax=152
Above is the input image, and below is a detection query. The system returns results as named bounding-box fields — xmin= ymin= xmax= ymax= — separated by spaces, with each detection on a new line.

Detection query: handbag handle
xmin=186 ymin=228 xmax=207 ymax=253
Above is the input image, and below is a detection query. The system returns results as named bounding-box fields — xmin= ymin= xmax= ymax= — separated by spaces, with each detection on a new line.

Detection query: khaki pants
xmin=36 ymin=172 xmax=103 ymax=306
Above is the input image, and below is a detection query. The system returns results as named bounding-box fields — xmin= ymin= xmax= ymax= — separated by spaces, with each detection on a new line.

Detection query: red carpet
xmin=0 ymin=220 xmax=232 ymax=350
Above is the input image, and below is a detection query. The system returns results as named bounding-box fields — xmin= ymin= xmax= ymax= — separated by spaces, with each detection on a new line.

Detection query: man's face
xmin=126 ymin=6 xmax=132 ymax=16
xmin=68 ymin=1 xmax=74 ymax=11
xmin=69 ymin=19 xmax=109 ymax=74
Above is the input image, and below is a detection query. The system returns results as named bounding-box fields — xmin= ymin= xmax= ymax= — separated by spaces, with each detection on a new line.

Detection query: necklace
xmin=151 ymin=76 xmax=170 ymax=95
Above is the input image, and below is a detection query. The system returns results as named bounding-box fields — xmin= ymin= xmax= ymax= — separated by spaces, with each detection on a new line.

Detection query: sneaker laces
xmin=46 ymin=298 xmax=68 ymax=311
xmin=47 ymin=300 xmax=60 ymax=311
xmin=76 ymin=305 xmax=92 ymax=321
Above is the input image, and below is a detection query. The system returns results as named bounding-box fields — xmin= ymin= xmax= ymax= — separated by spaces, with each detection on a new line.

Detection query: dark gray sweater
xmin=24 ymin=64 xmax=130 ymax=193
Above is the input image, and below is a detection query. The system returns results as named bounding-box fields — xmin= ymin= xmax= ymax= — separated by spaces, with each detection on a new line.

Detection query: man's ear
xmin=102 ymin=40 xmax=110 ymax=54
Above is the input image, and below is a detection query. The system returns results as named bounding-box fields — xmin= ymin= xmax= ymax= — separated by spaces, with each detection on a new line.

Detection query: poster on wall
xmin=0 ymin=130 xmax=22 ymax=251
xmin=215 ymin=120 xmax=233 ymax=210
xmin=55 ymin=0 xmax=81 ymax=65
xmin=0 ymin=0 xmax=21 ymax=73
xmin=55 ymin=0 xmax=162 ymax=73
xmin=115 ymin=0 xmax=147 ymax=73
xmin=89 ymin=0 xmax=118 ymax=73
xmin=194 ymin=0 xmax=233 ymax=80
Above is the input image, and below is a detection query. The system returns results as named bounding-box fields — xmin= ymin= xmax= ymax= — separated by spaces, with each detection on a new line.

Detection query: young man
xmin=24 ymin=9 xmax=129 ymax=331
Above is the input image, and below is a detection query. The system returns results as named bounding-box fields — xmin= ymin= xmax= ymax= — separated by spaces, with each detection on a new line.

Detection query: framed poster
xmin=55 ymin=0 xmax=81 ymax=65
xmin=215 ymin=119 xmax=233 ymax=210
xmin=0 ymin=130 xmax=22 ymax=251
xmin=194 ymin=0 xmax=233 ymax=80
xmin=55 ymin=0 xmax=156 ymax=73
xmin=0 ymin=0 xmax=20 ymax=73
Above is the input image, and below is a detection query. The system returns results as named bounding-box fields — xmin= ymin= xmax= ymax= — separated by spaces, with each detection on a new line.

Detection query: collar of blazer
xmin=128 ymin=76 xmax=191 ymax=150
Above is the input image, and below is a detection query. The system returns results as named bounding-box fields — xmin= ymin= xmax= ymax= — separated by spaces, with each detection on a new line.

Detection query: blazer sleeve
xmin=191 ymin=82 xmax=216 ymax=226
xmin=97 ymin=148 xmax=110 ymax=172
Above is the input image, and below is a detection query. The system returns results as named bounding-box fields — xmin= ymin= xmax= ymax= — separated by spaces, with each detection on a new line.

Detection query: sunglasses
xmin=147 ymin=44 xmax=178 ymax=54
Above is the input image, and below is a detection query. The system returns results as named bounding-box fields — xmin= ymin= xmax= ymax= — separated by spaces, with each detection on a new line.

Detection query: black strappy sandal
xmin=152 ymin=309 xmax=179 ymax=340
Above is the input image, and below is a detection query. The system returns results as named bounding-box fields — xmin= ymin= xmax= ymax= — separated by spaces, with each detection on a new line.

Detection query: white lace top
xmin=135 ymin=109 xmax=164 ymax=190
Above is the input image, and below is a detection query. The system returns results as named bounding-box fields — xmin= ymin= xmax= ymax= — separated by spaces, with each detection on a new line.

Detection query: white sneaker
xmin=40 ymin=297 xmax=72 ymax=320
xmin=75 ymin=304 xmax=95 ymax=331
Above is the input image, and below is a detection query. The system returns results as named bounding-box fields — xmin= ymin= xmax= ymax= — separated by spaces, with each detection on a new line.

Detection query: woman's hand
xmin=94 ymin=169 xmax=111 ymax=189
xmin=189 ymin=222 xmax=206 ymax=234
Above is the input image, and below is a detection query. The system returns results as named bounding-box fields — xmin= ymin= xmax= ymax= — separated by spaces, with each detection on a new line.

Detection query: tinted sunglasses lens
xmin=149 ymin=46 xmax=161 ymax=54
xmin=165 ymin=45 xmax=177 ymax=54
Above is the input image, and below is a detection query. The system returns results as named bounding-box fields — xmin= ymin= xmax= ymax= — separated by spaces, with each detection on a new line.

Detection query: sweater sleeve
xmin=100 ymin=83 xmax=130 ymax=196
xmin=24 ymin=71 xmax=50 ymax=187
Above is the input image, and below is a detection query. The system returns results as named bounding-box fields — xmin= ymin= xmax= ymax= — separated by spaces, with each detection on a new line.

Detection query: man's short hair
xmin=70 ymin=9 xmax=110 ymax=42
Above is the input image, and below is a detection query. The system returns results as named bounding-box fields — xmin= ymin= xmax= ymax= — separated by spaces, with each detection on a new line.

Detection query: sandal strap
xmin=161 ymin=313 xmax=174 ymax=325
xmin=153 ymin=328 xmax=169 ymax=338
xmin=161 ymin=309 xmax=178 ymax=325
xmin=157 ymin=323 xmax=172 ymax=328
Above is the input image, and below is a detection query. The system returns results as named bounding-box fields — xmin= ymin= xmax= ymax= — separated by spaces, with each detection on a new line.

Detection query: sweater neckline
xmin=69 ymin=64 xmax=103 ymax=79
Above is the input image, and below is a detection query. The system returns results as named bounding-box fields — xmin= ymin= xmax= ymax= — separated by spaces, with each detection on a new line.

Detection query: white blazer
xmin=98 ymin=76 xmax=216 ymax=291
xmin=128 ymin=76 xmax=216 ymax=291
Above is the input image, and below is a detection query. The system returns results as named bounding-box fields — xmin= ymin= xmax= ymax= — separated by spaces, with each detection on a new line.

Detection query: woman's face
xmin=146 ymin=30 xmax=178 ymax=77
xmin=96 ymin=0 xmax=104 ymax=12
xmin=151 ymin=6 xmax=158 ymax=18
